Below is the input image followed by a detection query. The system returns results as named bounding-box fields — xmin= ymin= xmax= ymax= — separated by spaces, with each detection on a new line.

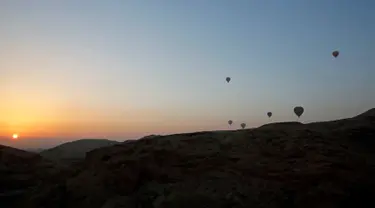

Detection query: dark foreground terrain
xmin=1 ymin=108 xmax=375 ymax=208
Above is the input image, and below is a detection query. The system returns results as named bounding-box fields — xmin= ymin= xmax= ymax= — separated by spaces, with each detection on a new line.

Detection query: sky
xmin=1 ymin=0 xmax=374 ymax=148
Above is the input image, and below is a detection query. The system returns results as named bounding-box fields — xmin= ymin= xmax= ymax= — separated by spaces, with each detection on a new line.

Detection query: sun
xmin=12 ymin=134 xmax=19 ymax=140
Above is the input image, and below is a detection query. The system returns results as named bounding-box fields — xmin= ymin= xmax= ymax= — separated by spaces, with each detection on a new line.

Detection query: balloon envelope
xmin=267 ymin=112 xmax=272 ymax=118
xmin=228 ymin=120 xmax=233 ymax=125
xmin=226 ymin=77 xmax=231 ymax=83
xmin=240 ymin=123 xmax=246 ymax=129
xmin=332 ymin=50 xmax=339 ymax=58
xmin=294 ymin=106 xmax=304 ymax=117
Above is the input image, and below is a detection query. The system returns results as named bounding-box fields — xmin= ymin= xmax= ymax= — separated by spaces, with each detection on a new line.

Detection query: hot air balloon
xmin=240 ymin=123 xmax=246 ymax=129
xmin=267 ymin=112 xmax=272 ymax=118
xmin=332 ymin=50 xmax=339 ymax=58
xmin=294 ymin=106 xmax=304 ymax=119
xmin=226 ymin=77 xmax=231 ymax=83
xmin=267 ymin=112 xmax=272 ymax=122
xmin=228 ymin=120 xmax=233 ymax=125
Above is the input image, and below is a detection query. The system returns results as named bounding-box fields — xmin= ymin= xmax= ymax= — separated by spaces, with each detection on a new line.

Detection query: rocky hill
xmin=0 ymin=145 xmax=71 ymax=207
xmin=11 ymin=108 xmax=375 ymax=207
xmin=40 ymin=139 xmax=120 ymax=161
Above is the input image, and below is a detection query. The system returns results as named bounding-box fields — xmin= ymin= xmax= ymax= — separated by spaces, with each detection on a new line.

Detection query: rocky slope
xmin=0 ymin=145 xmax=71 ymax=207
xmin=16 ymin=108 xmax=375 ymax=207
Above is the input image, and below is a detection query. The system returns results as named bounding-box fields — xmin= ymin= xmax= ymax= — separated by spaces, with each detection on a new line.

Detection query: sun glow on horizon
xmin=12 ymin=134 xmax=18 ymax=140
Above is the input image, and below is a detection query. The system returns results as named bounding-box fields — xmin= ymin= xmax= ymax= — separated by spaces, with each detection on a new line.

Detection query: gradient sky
xmin=1 ymin=0 xmax=374 ymax=148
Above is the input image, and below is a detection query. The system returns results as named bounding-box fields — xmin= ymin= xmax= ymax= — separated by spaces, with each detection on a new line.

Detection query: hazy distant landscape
xmin=24 ymin=148 xmax=44 ymax=153
xmin=40 ymin=139 xmax=120 ymax=162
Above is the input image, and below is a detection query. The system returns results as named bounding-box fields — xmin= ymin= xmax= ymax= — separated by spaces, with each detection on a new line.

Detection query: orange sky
xmin=0 ymin=96 xmax=224 ymax=139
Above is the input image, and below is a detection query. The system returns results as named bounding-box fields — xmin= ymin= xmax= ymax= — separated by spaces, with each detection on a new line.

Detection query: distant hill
xmin=40 ymin=139 xmax=120 ymax=161
xmin=24 ymin=148 xmax=45 ymax=153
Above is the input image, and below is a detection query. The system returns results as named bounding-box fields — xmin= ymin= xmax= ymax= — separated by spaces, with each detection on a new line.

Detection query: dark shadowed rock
xmin=0 ymin=145 xmax=70 ymax=208
xmin=16 ymin=108 xmax=375 ymax=208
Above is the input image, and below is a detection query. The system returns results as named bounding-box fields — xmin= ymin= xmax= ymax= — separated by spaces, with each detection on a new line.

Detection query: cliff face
xmin=16 ymin=109 xmax=375 ymax=208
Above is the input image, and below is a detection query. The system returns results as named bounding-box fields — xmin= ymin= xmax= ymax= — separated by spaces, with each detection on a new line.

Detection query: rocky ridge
xmin=4 ymin=108 xmax=375 ymax=208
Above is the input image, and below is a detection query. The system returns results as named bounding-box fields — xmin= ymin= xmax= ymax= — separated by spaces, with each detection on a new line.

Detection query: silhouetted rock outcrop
xmin=14 ymin=108 xmax=375 ymax=208
xmin=0 ymin=145 xmax=71 ymax=207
